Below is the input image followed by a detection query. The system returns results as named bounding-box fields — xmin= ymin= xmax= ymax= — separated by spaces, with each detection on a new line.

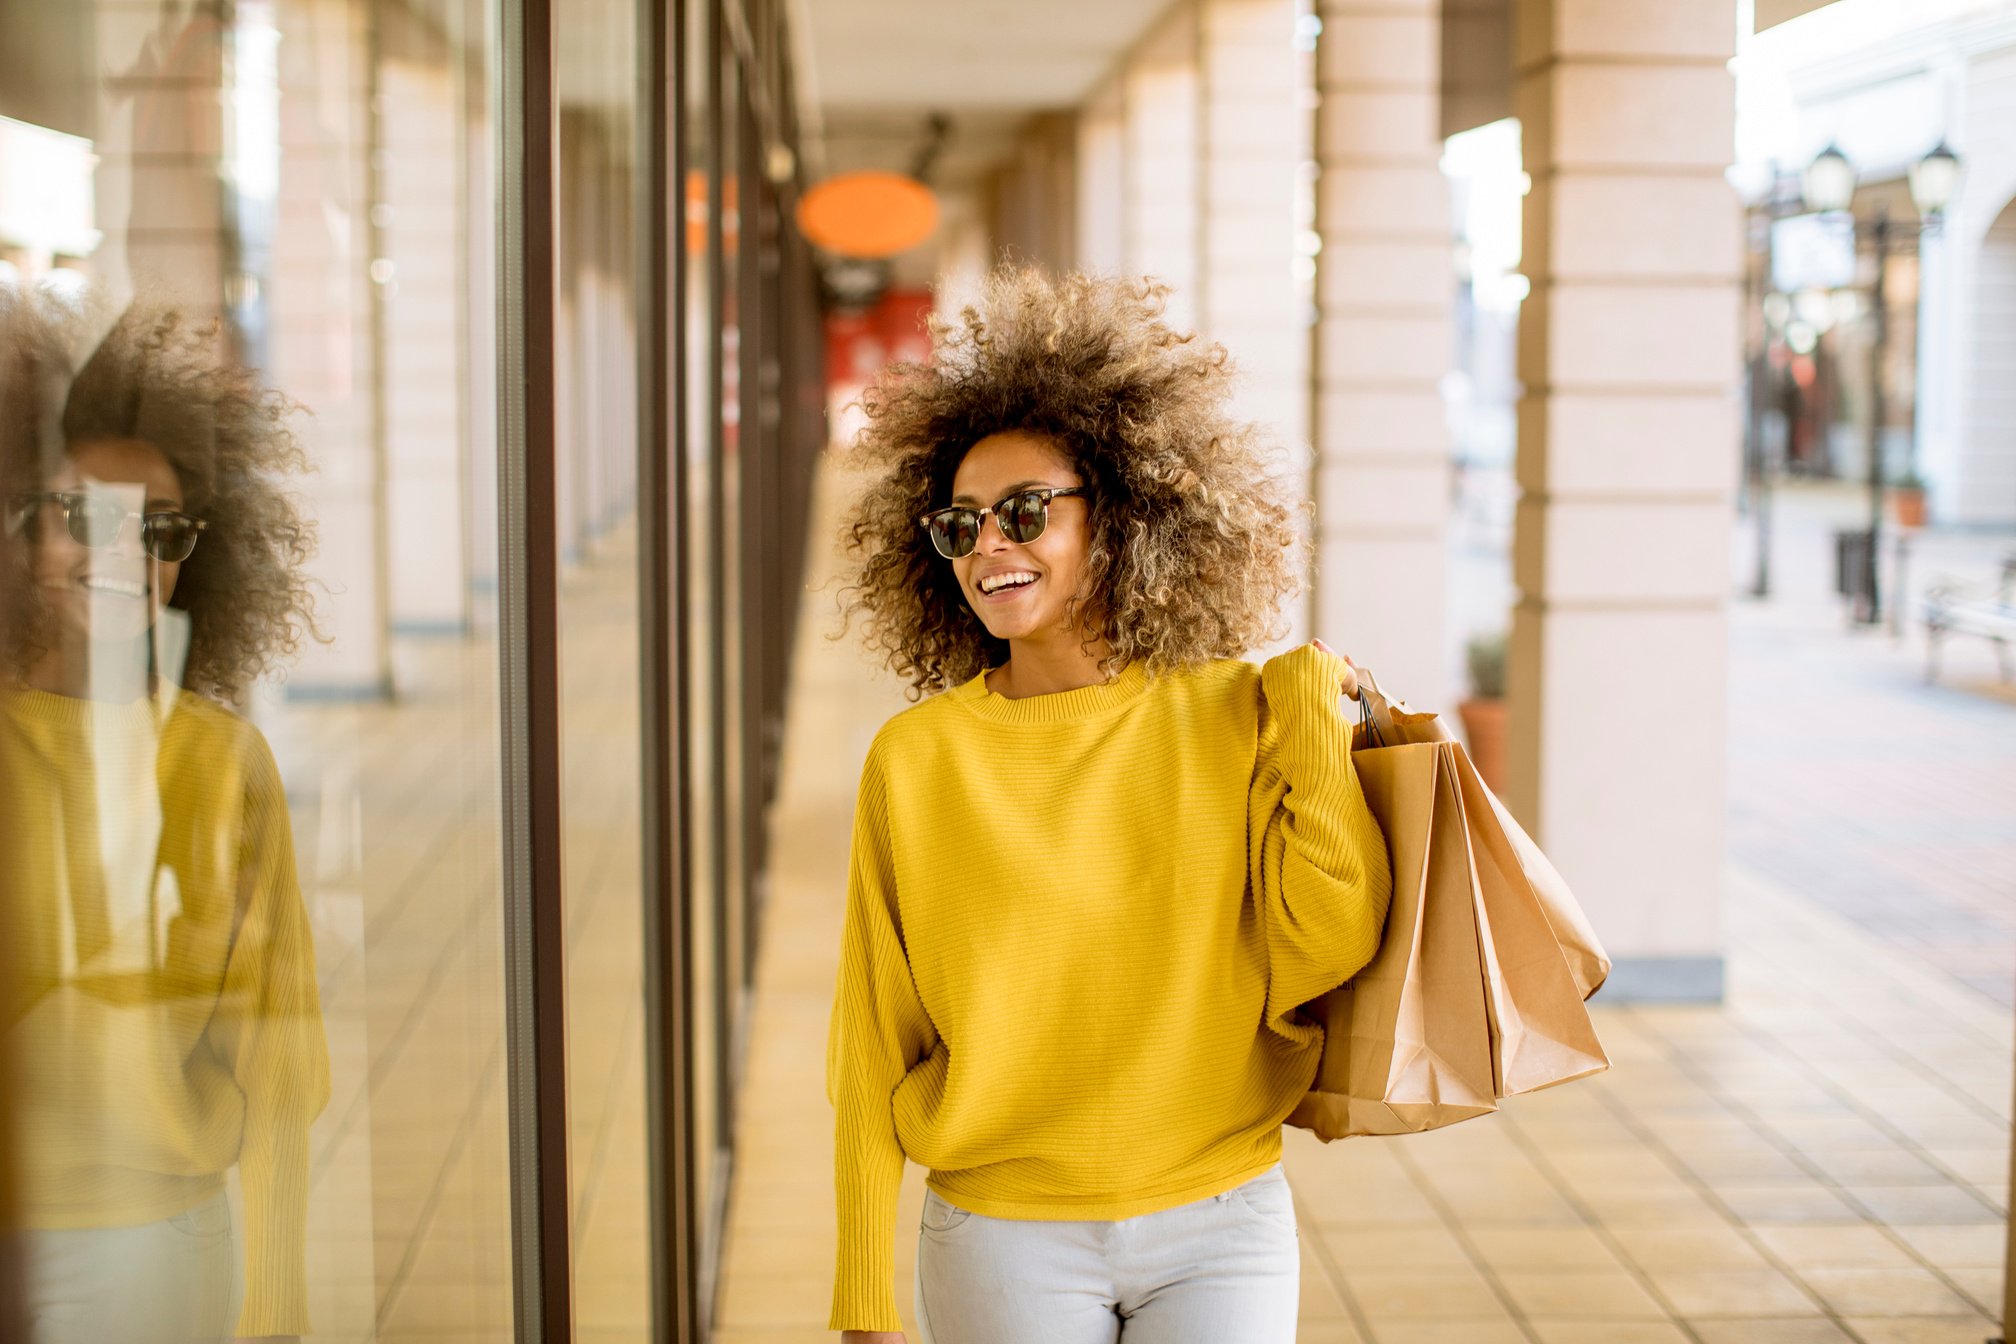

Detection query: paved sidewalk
xmin=715 ymin=459 xmax=2013 ymax=1343
xmin=1725 ymin=482 xmax=2016 ymax=1008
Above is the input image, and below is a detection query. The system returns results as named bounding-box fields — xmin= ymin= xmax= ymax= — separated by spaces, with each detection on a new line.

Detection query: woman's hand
xmin=840 ymin=1332 xmax=907 ymax=1343
xmin=1308 ymin=638 xmax=1359 ymax=700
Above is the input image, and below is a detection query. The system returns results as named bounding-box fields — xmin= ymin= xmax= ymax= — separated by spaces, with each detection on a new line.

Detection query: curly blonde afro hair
xmin=2 ymin=292 xmax=317 ymax=702
xmin=834 ymin=267 xmax=1306 ymax=698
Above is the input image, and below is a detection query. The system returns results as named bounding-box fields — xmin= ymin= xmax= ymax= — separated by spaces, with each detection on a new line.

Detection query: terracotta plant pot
xmin=1891 ymin=486 xmax=1927 ymax=529
xmin=1457 ymin=697 xmax=1508 ymax=795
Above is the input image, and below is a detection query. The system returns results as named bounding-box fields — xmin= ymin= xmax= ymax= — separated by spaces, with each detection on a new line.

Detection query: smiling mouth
xmin=78 ymin=575 xmax=148 ymax=600
xmin=978 ymin=573 xmax=1039 ymax=602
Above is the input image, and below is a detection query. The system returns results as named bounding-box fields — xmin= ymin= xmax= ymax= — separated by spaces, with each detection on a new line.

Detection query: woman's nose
xmin=106 ymin=519 xmax=147 ymax=558
xmin=976 ymin=511 xmax=1012 ymax=549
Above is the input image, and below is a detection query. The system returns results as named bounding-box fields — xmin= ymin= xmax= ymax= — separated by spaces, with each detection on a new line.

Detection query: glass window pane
xmin=554 ymin=0 xmax=653 ymax=1336
xmin=0 ymin=2 xmax=515 ymax=1340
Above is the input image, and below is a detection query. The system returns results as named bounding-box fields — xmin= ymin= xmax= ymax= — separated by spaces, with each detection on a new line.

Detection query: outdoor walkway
xmin=1725 ymin=481 xmax=2016 ymax=1010
xmin=716 ymin=458 xmax=2013 ymax=1344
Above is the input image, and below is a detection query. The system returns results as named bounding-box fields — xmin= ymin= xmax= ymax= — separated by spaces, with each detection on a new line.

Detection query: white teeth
xmin=980 ymin=571 xmax=1038 ymax=594
xmin=81 ymin=576 xmax=146 ymax=599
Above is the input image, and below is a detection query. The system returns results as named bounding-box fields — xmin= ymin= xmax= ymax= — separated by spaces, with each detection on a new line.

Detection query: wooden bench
xmin=1924 ymin=552 xmax=2016 ymax=683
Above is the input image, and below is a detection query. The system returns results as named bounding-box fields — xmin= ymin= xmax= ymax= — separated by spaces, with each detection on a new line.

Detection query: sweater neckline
xmin=4 ymin=684 xmax=175 ymax=733
xmin=952 ymin=659 xmax=1153 ymax=725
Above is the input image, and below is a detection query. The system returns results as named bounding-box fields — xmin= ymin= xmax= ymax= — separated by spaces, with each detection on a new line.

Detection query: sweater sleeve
xmin=827 ymin=741 xmax=938 ymax=1333
xmin=1250 ymin=644 xmax=1394 ymax=1045
xmin=216 ymin=730 xmax=332 ymax=1337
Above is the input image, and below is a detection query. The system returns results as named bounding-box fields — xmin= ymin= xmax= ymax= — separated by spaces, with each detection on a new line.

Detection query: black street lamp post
xmin=1801 ymin=140 xmax=1961 ymax=627
xmin=1741 ymin=162 xmax=1809 ymax=600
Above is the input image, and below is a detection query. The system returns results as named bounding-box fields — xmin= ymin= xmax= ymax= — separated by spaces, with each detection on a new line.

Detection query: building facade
xmin=1739 ymin=0 xmax=2016 ymax=526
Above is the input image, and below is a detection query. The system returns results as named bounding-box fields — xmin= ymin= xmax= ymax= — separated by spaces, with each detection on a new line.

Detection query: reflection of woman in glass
xmin=827 ymin=270 xmax=1391 ymax=1342
xmin=1 ymin=293 xmax=330 ymax=1344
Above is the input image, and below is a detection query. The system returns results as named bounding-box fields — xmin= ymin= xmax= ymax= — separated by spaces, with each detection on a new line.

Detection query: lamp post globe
xmin=1909 ymin=140 xmax=1962 ymax=217
xmin=1803 ymin=142 xmax=1856 ymax=214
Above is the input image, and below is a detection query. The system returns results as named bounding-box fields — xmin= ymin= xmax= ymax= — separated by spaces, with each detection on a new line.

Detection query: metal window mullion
xmin=494 ymin=0 xmax=571 ymax=1339
xmin=704 ymin=0 xmax=735 ymax=1187
xmin=736 ymin=89 xmax=767 ymax=1021
xmin=636 ymin=0 xmax=697 ymax=1337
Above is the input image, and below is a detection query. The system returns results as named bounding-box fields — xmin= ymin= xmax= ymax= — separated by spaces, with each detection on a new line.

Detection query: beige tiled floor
xmin=274 ymin=528 xmax=651 ymax=1342
xmin=717 ymin=458 xmax=2012 ymax=1343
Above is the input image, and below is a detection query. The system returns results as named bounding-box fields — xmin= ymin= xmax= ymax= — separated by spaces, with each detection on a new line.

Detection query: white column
xmin=1121 ymin=7 xmax=1201 ymax=334
xmin=271 ymin=0 xmax=392 ymax=699
xmin=1200 ymin=0 xmax=1310 ymax=651
xmin=1076 ymin=76 xmax=1127 ymax=277
xmin=1509 ymin=0 xmax=1742 ymax=1000
xmin=1310 ymin=0 xmax=1453 ymax=707
xmin=91 ymin=1 xmax=228 ymax=316
xmin=381 ymin=45 xmax=471 ymax=635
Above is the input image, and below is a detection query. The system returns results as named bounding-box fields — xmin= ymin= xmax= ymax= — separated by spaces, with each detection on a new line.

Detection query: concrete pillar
xmin=1199 ymin=0 xmax=1309 ymax=651
xmin=1076 ymin=77 xmax=1126 ymax=277
xmin=1509 ymin=0 xmax=1742 ymax=1001
xmin=267 ymin=0 xmax=392 ymax=699
xmin=380 ymin=21 xmax=472 ymax=636
xmin=1121 ymin=8 xmax=1201 ymax=333
xmin=92 ymin=1 xmax=229 ymax=316
xmin=1310 ymin=0 xmax=1453 ymax=709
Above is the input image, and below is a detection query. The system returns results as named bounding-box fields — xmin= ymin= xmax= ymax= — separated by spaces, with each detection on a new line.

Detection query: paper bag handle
xmin=1352 ymin=665 xmax=1394 ymax=747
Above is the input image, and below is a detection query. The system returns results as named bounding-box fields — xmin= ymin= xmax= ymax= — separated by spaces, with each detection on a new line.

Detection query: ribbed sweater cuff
xmin=236 ymin=1119 xmax=312 ymax=1335
xmin=1261 ymin=645 xmax=1356 ymax=762
xmin=830 ymin=1138 xmax=906 ymax=1331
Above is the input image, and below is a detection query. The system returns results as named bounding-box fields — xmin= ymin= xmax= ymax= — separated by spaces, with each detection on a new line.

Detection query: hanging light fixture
xmin=1802 ymin=142 xmax=1856 ymax=214
xmin=795 ymin=171 xmax=940 ymax=259
xmin=1908 ymin=140 xmax=1962 ymax=217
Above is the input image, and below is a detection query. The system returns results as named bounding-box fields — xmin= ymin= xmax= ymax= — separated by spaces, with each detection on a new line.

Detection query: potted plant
xmin=1890 ymin=468 xmax=1928 ymax=529
xmin=1458 ymin=631 xmax=1508 ymax=794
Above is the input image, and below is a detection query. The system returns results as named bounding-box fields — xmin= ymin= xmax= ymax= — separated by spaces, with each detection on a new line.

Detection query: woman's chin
xmin=978 ymin=611 xmax=1042 ymax=643
xmin=85 ymin=606 xmax=158 ymax=645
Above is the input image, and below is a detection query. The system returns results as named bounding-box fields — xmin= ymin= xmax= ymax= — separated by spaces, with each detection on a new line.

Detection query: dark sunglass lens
xmin=71 ymin=497 xmax=128 ymax=548
xmin=143 ymin=516 xmax=202 ymax=562
xmin=931 ymin=511 xmax=979 ymax=558
xmin=1000 ymin=491 xmax=1048 ymax=543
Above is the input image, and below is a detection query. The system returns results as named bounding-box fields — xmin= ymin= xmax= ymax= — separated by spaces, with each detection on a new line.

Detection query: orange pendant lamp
xmin=795 ymin=171 xmax=939 ymax=259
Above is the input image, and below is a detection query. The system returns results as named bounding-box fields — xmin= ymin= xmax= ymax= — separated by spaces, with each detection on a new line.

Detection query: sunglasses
xmin=919 ymin=485 xmax=1092 ymax=560
xmin=8 ymin=491 xmax=209 ymax=563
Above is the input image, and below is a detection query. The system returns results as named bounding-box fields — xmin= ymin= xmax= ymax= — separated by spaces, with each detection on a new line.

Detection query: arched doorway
xmin=1962 ymin=194 xmax=2016 ymax=524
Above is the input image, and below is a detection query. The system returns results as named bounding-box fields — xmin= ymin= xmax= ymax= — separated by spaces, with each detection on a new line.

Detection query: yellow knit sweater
xmin=826 ymin=644 xmax=1393 ymax=1331
xmin=1 ymin=686 xmax=330 ymax=1337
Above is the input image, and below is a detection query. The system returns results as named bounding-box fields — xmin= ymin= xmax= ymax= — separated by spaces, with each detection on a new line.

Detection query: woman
xmin=1 ymin=291 xmax=330 ymax=1344
xmin=827 ymin=269 xmax=1393 ymax=1343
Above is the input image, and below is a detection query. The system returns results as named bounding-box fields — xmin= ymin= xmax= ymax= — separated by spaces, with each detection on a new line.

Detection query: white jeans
xmin=915 ymin=1163 xmax=1300 ymax=1344
xmin=21 ymin=1191 xmax=242 ymax=1344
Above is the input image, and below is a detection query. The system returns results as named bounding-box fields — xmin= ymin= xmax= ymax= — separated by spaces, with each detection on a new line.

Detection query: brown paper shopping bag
xmin=1286 ymin=670 xmax=1610 ymax=1141
xmin=1283 ymin=729 xmax=1499 ymax=1138
xmin=1453 ymin=749 xmax=1612 ymax=1096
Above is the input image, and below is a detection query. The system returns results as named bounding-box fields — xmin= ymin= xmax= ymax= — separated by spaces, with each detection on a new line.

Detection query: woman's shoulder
xmin=162 ymin=684 xmax=263 ymax=739
xmin=1148 ymin=655 xmax=1263 ymax=704
xmin=864 ymin=676 xmax=978 ymax=753
xmin=1191 ymin=655 xmax=1263 ymax=689
xmin=160 ymin=688 xmax=286 ymax=790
